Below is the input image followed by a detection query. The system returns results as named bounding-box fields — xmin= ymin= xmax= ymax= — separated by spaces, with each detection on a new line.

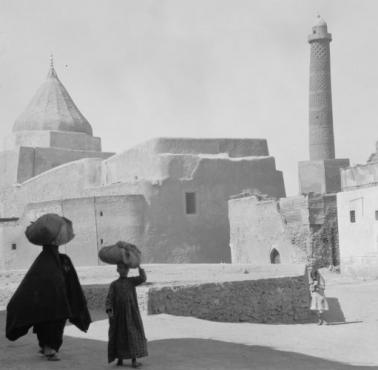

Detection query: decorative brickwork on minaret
xmin=308 ymin=15 xmax=335 ymax=160
xmin=298 ymin=15 xmax=349 ymax=195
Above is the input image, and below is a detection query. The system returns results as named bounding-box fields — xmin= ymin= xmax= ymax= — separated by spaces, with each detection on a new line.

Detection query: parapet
xmin=133 ymin=138 xmax=269 ymax=158
xmin=341 ymin=161 xmax=378 ymax=191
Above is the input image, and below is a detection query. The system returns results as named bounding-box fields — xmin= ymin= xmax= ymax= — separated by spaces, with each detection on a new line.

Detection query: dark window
xmin=11 ymin=243 xmax=16 ymax=250
xmin=100 ymin=211 xmax=103 ymax=217
xmin=185 ymin=192 xmax=196 ymax=214
xmin=375 ymin=211 xmax=378 ymax=220
xmin=350 ymin=210 xmax=356 ymax=223
xmin=100 ymin=238 xmax=104 ymax=245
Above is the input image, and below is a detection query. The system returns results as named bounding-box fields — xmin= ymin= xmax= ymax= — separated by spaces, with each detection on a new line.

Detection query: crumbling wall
xmin=229 ymin=194 xmax=338 ymax=267
xmin=229 ymin=196 xmax=307 ymax=264
xmin=307 ymin=194 xmax=339 ymax=267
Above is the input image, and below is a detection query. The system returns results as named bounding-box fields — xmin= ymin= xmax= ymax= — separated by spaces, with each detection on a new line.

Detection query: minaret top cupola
xmin=308 ymin=15 xmax=332 ymax=43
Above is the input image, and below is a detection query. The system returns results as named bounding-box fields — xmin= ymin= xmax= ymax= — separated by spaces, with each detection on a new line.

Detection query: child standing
xmin=106 ymin=264 xmax=148 ymax=367
xmin=309 ymin=266 xmax=329 ymax=325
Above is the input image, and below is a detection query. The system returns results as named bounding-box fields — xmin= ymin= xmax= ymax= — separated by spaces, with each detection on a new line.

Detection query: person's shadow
xmin=322 ymin=297 xmax=362 ymax=325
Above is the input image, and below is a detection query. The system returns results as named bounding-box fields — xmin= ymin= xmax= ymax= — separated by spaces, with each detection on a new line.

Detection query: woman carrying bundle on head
xmin=6 ymin=213 xmax=91 ymax=361
xmin=99 ymin=241 xmax=148 ymax=368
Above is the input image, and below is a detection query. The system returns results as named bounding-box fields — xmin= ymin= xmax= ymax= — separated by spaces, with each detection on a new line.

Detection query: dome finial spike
xmin=47 ymin=54 xmax=57 ymax=78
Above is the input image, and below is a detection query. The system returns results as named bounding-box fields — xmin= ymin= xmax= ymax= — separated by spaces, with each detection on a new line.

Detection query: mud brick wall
xmin=147 ymin=275 xmax=311 ymax=324
xmin=82 ymin=284 xmax=149 ymax=314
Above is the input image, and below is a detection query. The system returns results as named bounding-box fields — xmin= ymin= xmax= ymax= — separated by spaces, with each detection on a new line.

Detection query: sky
xmin=0 ymin=0 xmax=377 ymax=195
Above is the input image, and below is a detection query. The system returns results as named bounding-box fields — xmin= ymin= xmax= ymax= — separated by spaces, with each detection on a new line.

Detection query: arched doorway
xmin=270 ymin=248 xmax=281 ymax=264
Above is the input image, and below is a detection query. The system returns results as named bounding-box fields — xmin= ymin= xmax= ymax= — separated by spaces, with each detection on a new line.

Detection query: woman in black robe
xmin=6 ymin=214 xmax=91 ymax=361
xmin=106 ymin=264 xmax=148 ymax=368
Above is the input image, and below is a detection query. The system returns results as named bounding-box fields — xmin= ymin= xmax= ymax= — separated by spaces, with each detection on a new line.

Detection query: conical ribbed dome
xmin=13 ymin=61 xmax=93 ymax=135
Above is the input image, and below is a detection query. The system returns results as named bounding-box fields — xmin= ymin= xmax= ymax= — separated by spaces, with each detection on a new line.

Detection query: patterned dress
xmin=106 ymin=269 xmax=148 ymax=363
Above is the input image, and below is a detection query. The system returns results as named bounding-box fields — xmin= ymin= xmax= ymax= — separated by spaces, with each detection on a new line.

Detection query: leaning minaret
xmin=298 ymin=15 xmax=349 ymax=194
xmin=308 ymin=15 xmax=335 ymax=160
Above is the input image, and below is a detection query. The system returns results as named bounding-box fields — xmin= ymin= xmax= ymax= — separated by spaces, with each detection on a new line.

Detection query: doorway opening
xmin=270 ymin=248 xmax=281 ymax=264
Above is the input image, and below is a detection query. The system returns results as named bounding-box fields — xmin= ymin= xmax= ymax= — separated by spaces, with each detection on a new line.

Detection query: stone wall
xmin=0 ymin=137 xmax=286 ymax=266
xmin=337 ymin=185 xmax=378 ymax=278
xmin=308 ymin=194 xmax=339 ymax=266
xmin=0 ymin=194 xmax=147 ymax=270
xmin=78 ymin=265 xmax=311 ymax=324
xmin=298 ymin=159 xmax=349 ymax=194
xmin=4 ymin=131 xmax=102 ymax=152
xmin=18 ymin=146 xmax=113 ymax=183
xmin=0 ymin=150 xmax=19 ymax=189
xmin=229 ymin=196 xmax=307 ymax=264
xmin=147 ymin=276 xmax=311 ymax=323
xmin=341 ymin=162 xmax=378 ymax=191
xmin=229 ymin=194 xmax=339 ymax=268
xmin=0 ymin=264 xmax=309 ymax=314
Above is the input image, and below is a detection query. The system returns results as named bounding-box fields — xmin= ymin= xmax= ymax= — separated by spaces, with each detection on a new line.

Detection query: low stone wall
xmin=83 ymin=284 xmax=150 ymax=314
xmin=147 ymin=276 xmax=311 ymax=324
xmin=1 ymin=264 xmax=311 ymax=323
xmin=82 ymin=272 xmax=311 ymax=324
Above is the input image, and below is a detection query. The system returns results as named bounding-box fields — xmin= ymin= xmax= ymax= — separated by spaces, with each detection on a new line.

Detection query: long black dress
xmin=106 ymin=269 xmax=148 ymax=363
xmin=6 ymin=246 xmax=91 ymax=351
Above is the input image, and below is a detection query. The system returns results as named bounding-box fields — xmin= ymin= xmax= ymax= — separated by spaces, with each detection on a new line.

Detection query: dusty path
xmin=1 ymin=270 xmax=377 ymax=369
xmin=0 ymin=311 xmax=375 ymax=370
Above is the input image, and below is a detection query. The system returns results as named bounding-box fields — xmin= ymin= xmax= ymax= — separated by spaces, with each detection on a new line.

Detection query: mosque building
xmin=0 ymin=58 xmax=286 ymax=270
xmin=229 ymin=15 xmax=349 ymax=267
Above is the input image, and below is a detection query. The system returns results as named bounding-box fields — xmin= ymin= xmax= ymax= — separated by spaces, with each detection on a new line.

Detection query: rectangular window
xmin=350 ymin=210 xmax=356 ymax=223
xmin=375 ymin=211 xmax=378 ymax=220
xmin=185 ymin=192 xmax=196 ymax=214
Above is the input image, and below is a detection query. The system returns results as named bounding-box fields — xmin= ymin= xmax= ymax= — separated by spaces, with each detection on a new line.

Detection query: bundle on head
xmin=98 ymin=241 xmax=141 ymax=268
xmin=25 ymin=213 xmax=74 ymax=246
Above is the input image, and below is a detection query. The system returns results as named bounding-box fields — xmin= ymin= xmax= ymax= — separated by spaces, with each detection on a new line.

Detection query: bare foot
xmin=132 ymin=359 xmax=142 ymax=368
xmin=47 ymin=353 xmax=60 ymax=361
xmin=117 ymin=359 xmax=123 ymax=366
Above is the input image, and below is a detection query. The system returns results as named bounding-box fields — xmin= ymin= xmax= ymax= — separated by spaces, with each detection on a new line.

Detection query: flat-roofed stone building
xmin=337 ymin=150 xmax=378 ymax=277
xmin=0 ymin=61 xmax=286 ymax=270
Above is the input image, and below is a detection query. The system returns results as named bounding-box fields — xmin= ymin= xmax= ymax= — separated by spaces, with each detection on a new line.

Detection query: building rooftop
xmin=12 ymin=56 xmax=93 ymax=136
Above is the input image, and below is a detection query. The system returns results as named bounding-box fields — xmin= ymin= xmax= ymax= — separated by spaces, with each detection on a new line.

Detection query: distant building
xmin=0 ymin=60 xmax=286 ymax=270
xmin=229 ymin=16 xmax=347 ymax=267
xmin=229 ymin=193 xmax=338 ymax=266
xmin=337 ymin=153 xmax=378 ymax=277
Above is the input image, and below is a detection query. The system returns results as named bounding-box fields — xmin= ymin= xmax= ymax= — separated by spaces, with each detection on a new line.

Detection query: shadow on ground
xmin=0 ymin=311 xmax=375 ymax=370
xmin=1 ymin=336 xmax=375 ymax=370
xmin=325 ymin=297 xmax=346 ymax=323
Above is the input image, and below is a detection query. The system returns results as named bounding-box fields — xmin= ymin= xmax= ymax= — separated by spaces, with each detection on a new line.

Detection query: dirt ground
xmin=0 ymin=311 xmax=375 ymax=370
xmin=1 ymin=270 xmax=378 ymax=370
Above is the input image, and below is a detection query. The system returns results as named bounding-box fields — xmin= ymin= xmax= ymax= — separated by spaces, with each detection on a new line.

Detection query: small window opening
xmin=11 ymin=243 xmax=16 ymax=250
xmin=100 ymin=211 xmax=103 ymax=217
xmin=350 ymin=210 xmax=356 ymax=223
xmin=375 ymin=210 xmax=378 ymax=220
xmin=100 ymin=238 xmax=103 ymax=245
xmin=185 ymin=192 xmax=196 ymax=214
xmin=270 ymin=249 xmax=281 ymax=264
